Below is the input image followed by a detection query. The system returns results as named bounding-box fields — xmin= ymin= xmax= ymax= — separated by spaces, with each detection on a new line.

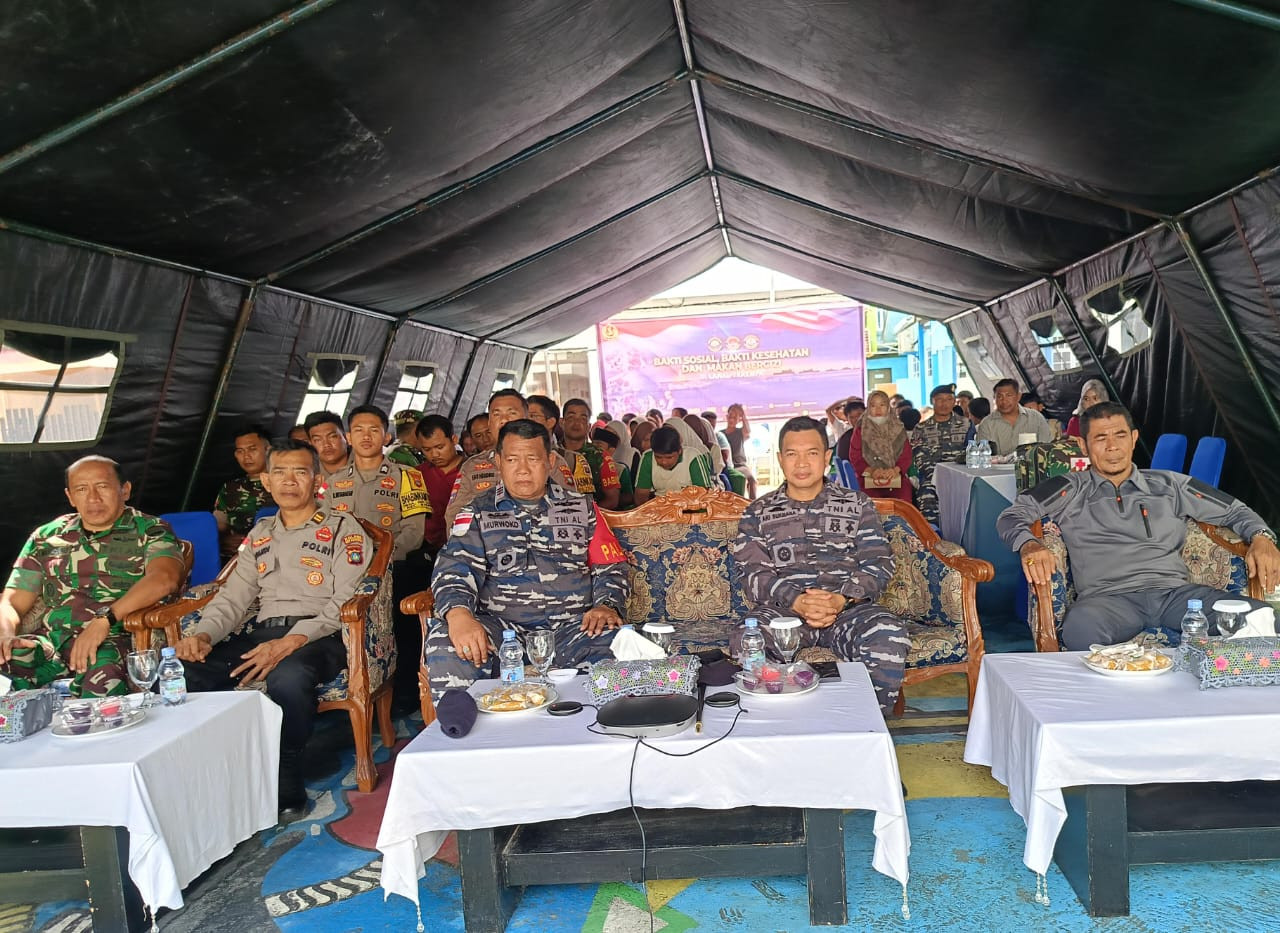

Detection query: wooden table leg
xmin=457 ymin=827 xmax=518 ymax=933
xmin=80 ymin=826 xmax=146 ymax=932
xmin=804 ymin=808 xmax=847 ymax=925
xmin=1054 ymin=785 xmax=1129 ymax=916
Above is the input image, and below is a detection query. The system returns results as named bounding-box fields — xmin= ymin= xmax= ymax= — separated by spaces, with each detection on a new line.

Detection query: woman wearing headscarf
xmin=663 ymin=416 xmax=717 ymax=482
xmin=1066 ymin=379 xmax=1109 ymax=438
xmin=851 ymin=390 xmax=913 ymax=501
xmin=630 ymin=421 xmax=655 ymax=477
xmin=684 ymin=413 xmax=746 ymax=495
xmin=600 ymin=420 xmax=638 ymax=509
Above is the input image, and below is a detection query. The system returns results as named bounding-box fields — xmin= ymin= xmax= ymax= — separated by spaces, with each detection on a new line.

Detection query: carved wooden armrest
xmin=400 ymin=590 xmax=435 ymax=616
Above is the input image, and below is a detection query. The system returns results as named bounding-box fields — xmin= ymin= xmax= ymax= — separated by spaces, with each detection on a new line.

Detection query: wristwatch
xmin=94 ymin=605 xmax=119 ymax=626
xmin=1255 ymin=530 xmax=1278 ymax=546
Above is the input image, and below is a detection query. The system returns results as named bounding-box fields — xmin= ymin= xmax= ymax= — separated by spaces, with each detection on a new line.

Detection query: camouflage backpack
xmin=1016 ymin=438 xmax=1079 ymax=492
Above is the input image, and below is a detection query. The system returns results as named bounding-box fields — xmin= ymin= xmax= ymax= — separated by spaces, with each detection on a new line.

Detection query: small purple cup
xmin=62 ymin=700 xmax=94 ymax=735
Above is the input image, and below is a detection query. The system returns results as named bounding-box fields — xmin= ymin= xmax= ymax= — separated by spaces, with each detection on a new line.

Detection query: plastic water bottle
xmin=978 ymin=439 xmax=992 ymax=469
xmin=158 ymin=647 xmax=187 ymax=706
xmin=965 ymin=440 xmax=977 ymax=468
xmin=1181 ymin=599 xmax=1208 ymax=655
xmin=498 ymin=630 xmax=525 ymax=683
xmin=740 ymin=618 xmax=767 ymax=674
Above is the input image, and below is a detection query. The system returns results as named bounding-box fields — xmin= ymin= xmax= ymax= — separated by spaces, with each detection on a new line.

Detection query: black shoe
xmin=278 ymin=748 xmax=309 ymax=821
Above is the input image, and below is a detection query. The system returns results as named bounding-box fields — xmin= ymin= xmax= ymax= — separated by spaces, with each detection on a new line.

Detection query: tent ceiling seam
xmin=729 ymin=228 xmax=977 ymax=306
xmin=1167 ymin=0 xmax=1280 ymax=30
xmin=718 ymin=168 xmax=1040 ymax=276
xmin=672 ymin=0 xmax=731 ymax=256
xmin=479 ymin=225 xmax=721 ymax=342
xmin=697 ymin=69 xmax=1165 ymax=223
xmin=401 ymin=171 xmax=709 ymax=318
xmin=265 ymin=70 xmax=692 ymax=283
xmin=0 ymin=0 xmax=347 ymax=178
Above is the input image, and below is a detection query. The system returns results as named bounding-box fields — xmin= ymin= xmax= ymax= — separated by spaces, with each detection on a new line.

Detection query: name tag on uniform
xmin=823 ymin=498 xmax=862 ymax=518
xmin=759 ymin=506 xmax=802 ymax=528
xmin=546 ymin=499 xmax=589 ymax=526
xmin=480 ymin=513 xmax=522 ymax=532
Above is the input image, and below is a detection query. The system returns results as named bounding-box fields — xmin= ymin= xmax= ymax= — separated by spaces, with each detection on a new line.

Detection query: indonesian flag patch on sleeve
xmin=587 ymin=503 xmax=626 ymax=565
xmin=451 ymin=510 xmax=475 ymax=537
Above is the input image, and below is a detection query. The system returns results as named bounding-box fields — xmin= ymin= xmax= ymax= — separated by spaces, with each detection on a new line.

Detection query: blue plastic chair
xmin=159 ymin=511 xmax=221 ymax=586
xmin=1188 ymin=436 xmax=1227 ymax=488
xmin=835 ymin=458 xmax=861 ymax=491
xmin=1149 ymin=433 xmax=1187 ymax=472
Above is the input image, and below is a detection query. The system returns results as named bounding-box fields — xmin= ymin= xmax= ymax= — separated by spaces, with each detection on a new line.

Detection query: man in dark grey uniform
xmin=910 ymin=384 xmax=970 ymax=525
xmin=733 ymin=416 xmax=910 ymax=714
xmin=425 ymin=419 xmax=629 ymax=698
xmin=176 ymin=440 xmax=370 ymax=818
xmin=998 ymin=401 xmax=1280 ymax=649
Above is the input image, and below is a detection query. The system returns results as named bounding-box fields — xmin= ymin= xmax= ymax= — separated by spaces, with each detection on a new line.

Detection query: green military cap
xmin=393 ymin=409 xmax=425 ymax=430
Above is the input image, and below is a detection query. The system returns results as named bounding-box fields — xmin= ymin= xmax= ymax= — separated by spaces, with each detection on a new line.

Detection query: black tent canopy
xmin=3 ymin=0 xmax=1280 ymax=555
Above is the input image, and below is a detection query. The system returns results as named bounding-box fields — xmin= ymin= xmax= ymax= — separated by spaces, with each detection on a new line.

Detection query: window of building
xmin=1085 ymin=281 xmax=1152 ymax=355
xmin=1027 ymin=312 xmax=1082 ymax=373
xmin=392 ymin=362 xmax=437 ymax=412
xmin=491 ymin=370 xmax=518 ymax=394
xmin=522 ymin=350 xmax=590 ymax=404
xmin=297 ymin=356 xmax=361 ymax=422
xmin=0 ymin=326 xmax=126 ymax=448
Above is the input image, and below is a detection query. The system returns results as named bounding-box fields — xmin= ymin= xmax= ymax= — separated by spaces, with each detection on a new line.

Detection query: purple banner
xmin=598 ymin=306 xmax=865 ymax=421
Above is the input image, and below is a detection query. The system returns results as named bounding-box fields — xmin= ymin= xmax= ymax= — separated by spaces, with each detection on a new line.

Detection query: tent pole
xmin=1171 ymin=220 xmax=1280 ymax=437
xmin=182 ymin=285 xmax=260 ymax=509
xmin=448 ymin=341 xmax=486 ymax=421
xmin=367 ymin=318 xmax=405 ymax=406
xmin=0 ymin=0 xmax=345 ymax=177
xmin=1167 ymin=0 xmax=1280 ymax=30
xmin=401 ymin=173 xmax=708 ymax=316
xmin=697 ymin=70 xmax=1163 ymax=221
xmin=265 ymin=72 xmax=691 ymax=282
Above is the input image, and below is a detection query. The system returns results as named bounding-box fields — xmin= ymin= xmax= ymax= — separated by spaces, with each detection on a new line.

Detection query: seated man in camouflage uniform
xmin=0 ymin=456 xmax=185 ymax=697
xmin=425 ymin=419 xmax=629 ymax=698
xmin=213 ymin=424 xmax=274 ymax=562
xmin=443 ymin=389 xmax=578 ymax=526
xmin=176 ymin=440 xmax=369 ymax=818
xmin=909 ymin=385 xmax=970 ymax=525
xmin=733 ymin=416 xmax=910 ymax=714
xmin=388 ymin=409 xmax=426 ymax=467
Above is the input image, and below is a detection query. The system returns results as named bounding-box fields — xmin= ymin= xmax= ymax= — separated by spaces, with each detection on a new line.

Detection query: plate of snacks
xmin=1082 ymin=643 xmax=1175 ymax=677
xmin=476 ymin=682 xmax=558 ymax=713
xmin=735 ymin=662 xmax=820 ymax=697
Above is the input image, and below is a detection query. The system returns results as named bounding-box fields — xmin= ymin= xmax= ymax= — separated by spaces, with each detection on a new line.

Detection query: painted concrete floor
xmin=7 ymin=624 xmax=1280 ymax=932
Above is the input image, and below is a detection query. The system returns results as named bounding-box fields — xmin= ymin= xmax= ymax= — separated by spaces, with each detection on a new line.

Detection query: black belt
xmin=256 ymin=615 xmax=307 ymax=629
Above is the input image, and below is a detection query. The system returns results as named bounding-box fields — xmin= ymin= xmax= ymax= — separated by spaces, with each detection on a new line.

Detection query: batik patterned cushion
xmin=876 ymin=515 xmax=966 ymax=628
xmin=905 ymin=620 xmax=966 ymax=667
xmin=612 ymin=520 xmax=746 ymax=651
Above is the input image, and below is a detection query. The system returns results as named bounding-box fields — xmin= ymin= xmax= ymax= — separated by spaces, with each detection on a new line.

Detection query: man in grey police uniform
xmin=424 ymin=418 xmax=629 ymax=698
xmin=176 ymin=439 xmax=369 ymax=818
xmin=998 ymin=401 xmax=1280 ymax=649
xmin=733 ymin=416 xmax=910 ymax=714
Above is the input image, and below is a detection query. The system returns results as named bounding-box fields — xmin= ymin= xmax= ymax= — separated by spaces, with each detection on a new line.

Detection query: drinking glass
xmin=769 ymin=617 xmax=803 ymax=667
xmin=641 ymin=623 xmax=674 ymax=655
xmin=126 ymin=649 xmax=160 ymax=708
xmin=526 ymin=630 xmax=555 ymax=681
xmin=1213 ymin=599 xmax=1250 ymax=638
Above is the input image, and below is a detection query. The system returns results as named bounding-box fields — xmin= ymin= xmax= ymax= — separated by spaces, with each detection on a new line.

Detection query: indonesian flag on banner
xmin=587 ymin=503 xmax=626 ymax=565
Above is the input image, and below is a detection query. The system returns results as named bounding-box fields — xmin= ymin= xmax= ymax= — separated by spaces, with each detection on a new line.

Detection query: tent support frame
xmin=182 ymin=285 xmax=260 ymax=509
xmin=448 ymin=341 xmax=487 ymax=421
xmin=1170 ymin=219 xmax=1280 ymax=439
xmin=0 ymin=0 xmax=346 ymax=177
xmin=1167 ymin=0 xmax=1280 ymax=30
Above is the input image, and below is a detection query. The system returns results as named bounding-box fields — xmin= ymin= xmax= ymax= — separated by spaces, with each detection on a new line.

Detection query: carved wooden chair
xmin=124 ymin=520 xmax=397 ymax=793
xmin=1027 ymin=518 xmax=1260 ymax=652
xmin=868 ymin=498 xmax=992 ymax=714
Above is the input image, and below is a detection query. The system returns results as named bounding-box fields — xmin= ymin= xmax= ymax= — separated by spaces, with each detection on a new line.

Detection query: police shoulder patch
xmin=1029 ymin=474 xmax=1071 ymax=506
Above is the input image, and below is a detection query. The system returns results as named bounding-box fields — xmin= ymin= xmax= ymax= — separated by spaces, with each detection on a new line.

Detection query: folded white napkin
xmin=1230 ymin=606 xmax=1276 ymax=639
xmin=610 ymin=625 xmax=666 ymax=660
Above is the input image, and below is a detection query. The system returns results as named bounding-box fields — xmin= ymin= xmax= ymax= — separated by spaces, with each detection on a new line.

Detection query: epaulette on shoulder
xmin=1186 ymin=476 xmax=1234 ymax=507
xmin=309 ymin=510 xmax=326 ymax=524
xmin=1029 ymin=474 xmax=1071 ymax=506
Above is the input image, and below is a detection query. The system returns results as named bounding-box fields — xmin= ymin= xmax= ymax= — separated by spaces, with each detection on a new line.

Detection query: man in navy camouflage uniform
xmin=425 ymin=419 xmax=629 ymax=698
xmin=734 ymin=416 xmax=909 ymax=714
xmin=909 ymin=385 xmax=970 ymax=525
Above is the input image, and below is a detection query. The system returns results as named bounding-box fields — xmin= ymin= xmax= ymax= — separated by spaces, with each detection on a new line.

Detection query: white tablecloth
xmin=934 ymin=462 xmax=1017 ymax=545
xmin=378 ymin=662 xmax=910 ymax=904
xmin=0 ymin=691 xmax=280 ymax=910
xmin=963 ymin=651 xmax=1280 ymax=874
